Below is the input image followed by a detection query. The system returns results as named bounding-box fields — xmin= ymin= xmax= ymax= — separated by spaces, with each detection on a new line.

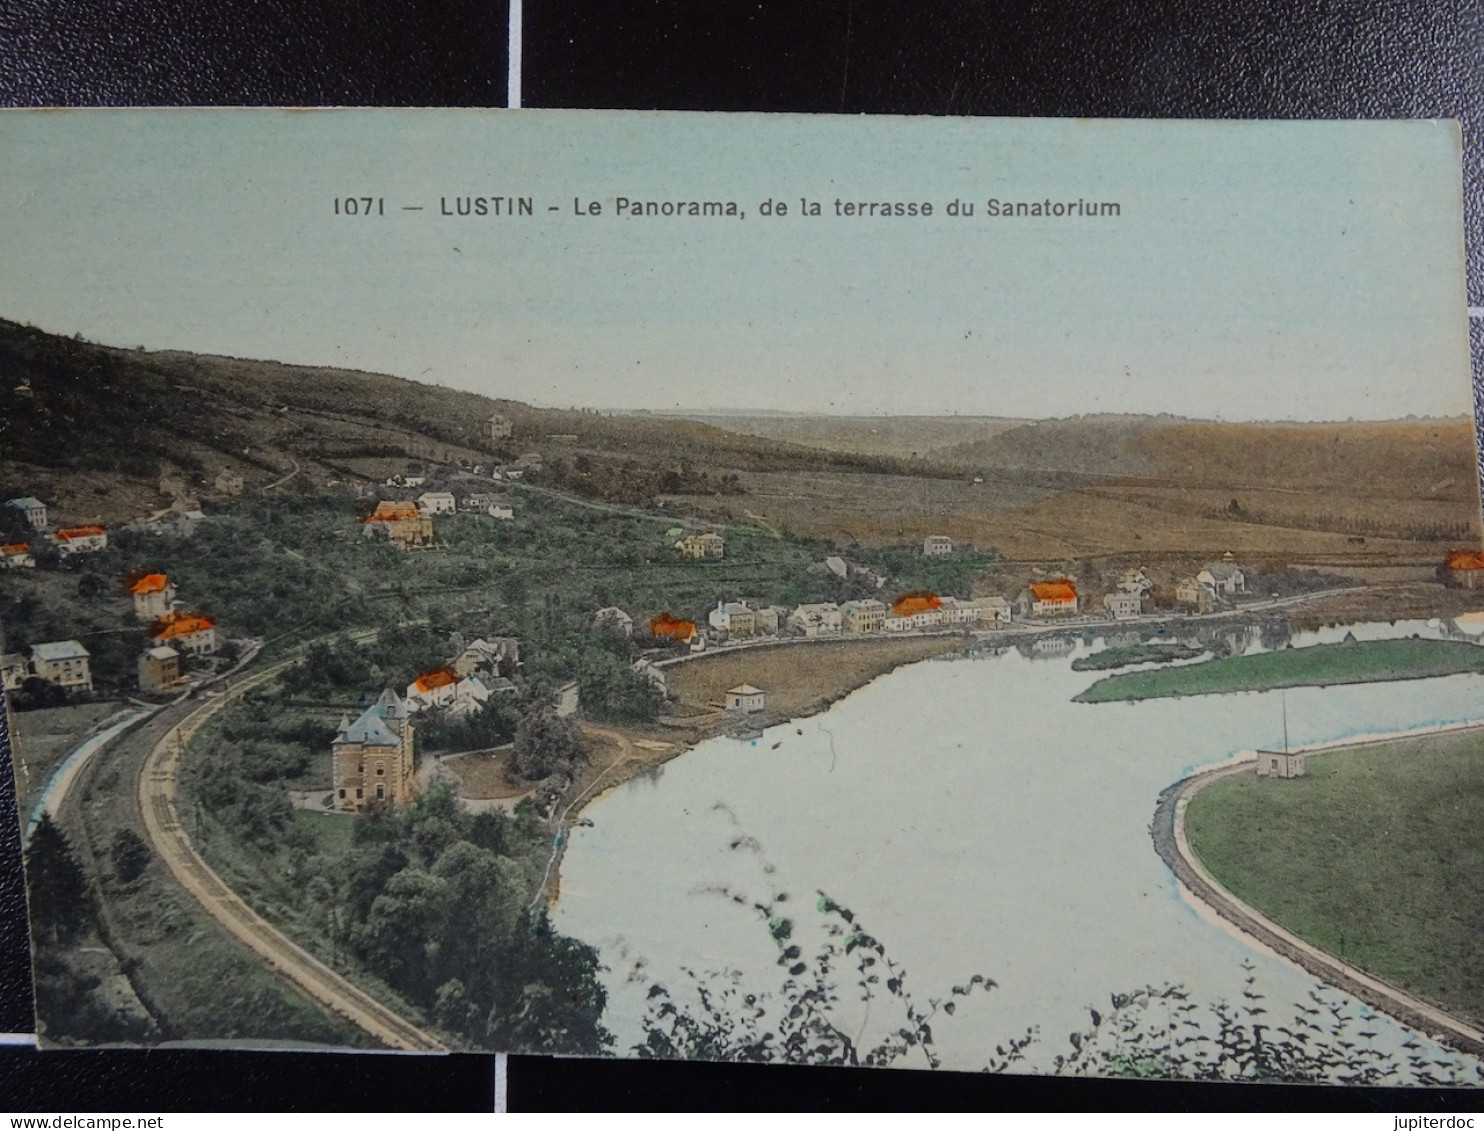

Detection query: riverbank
xmin=1076 ymin=637 xmax=1484 ymax=703
xmin=1152 ymin=726 xmax=1484 ymax=1059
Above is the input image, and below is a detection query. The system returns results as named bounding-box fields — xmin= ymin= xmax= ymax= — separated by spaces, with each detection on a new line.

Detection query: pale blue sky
xmin=0 ymin=110 xmax=1471 ymax=420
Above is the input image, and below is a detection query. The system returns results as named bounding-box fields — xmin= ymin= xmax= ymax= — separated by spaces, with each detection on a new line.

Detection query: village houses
xmin=129 ymin=573 xmax=176 ymax=621
xmin=6 ymin=496 xmax=48 ymax=530
xmin=52 ymin=524 xmax=107 ymax=555
xmin=1 ymin=543 xmax=34 ymax=569
xmin=1175 ymin=577 xmax=1216 ymax=613
xmin=150 ymin=611 xmax=218 ymax=656
xmin=332 ymin=689 xmax=418 ymax=812
xmin=30 ymin=640 xmax=93 ymax=693
xmin=676 ymin=532 xmax=725 ymax=560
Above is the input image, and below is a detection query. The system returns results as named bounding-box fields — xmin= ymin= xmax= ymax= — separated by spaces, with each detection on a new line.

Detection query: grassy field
xmin=1070 ymin=643 xmax=1205 ymax=671
xmin=1185 ymin=731 xmax=1484 ymax=1025
xmin=1076 ymin=638 xmax=1484 ymax=703
xmin=665 ymin=635 xmax=967 ymax=721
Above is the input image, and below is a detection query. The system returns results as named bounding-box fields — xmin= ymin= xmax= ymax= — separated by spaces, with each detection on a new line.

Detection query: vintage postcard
xmin=1 ymin=110 xmax=1481 ymax=1084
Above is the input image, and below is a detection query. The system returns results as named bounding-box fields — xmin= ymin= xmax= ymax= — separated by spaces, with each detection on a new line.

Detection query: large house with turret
xmin=332 ymin=689 xmax=418 ymax=812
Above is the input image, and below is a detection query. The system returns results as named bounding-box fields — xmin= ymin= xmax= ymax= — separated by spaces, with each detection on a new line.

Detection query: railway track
xmin=135 ymin=647 xmax=445 ymax=1052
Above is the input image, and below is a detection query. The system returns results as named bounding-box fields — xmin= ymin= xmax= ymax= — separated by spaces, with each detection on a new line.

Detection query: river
xmin=553 ymin=619 xmax=1484 ymax=1079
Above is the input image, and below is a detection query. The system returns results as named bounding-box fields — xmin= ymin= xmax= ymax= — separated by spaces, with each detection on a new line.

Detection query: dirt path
xmin=135 ymin=648 xmax=445 ymax=1052
xmin=1152 ymin=748 xmax=1484 ymax=1059
xmin=529 ymin=724 xmax=635 ymax=911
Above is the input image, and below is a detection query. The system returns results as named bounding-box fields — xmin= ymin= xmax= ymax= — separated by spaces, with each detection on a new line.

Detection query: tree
xmin=25 ymin=815 xmax=91 ymax=943
xmin=108 ymin=828 xmax=151 ymax=884
xmin=513 ymin=708 xmax=585 ymax=781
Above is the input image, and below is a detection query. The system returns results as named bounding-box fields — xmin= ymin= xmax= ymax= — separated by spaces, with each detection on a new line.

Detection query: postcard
xmin=1 ymin=110 xmax=1481 ymax=1084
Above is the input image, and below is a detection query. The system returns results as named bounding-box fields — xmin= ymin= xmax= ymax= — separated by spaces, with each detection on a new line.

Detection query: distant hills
xmin=1 ymin=317 xmax=1478 ymax=560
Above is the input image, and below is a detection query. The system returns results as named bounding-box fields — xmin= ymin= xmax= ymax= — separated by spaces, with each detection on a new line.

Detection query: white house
xmin=1 ymin=542 xmax=35 ymax=569
xmin=129 ymin=573 xmax=176 ymax=621
xmin=31 ymin=640 xmax=92 ymax=693
xmin=417 ymin=491 xmax=457 ymax=516
xmin=461 ymin=492 xmax=495 ymax=512
xmin=487 ymin=413 xmax=514 ymax=441
xmin=788 ymin=603 xmax=842 ymax=636
xmin=452 ymin=636 xmax=520 ymax=677
xmin=841 ymin=598 xmax=887 ymax=634
xmin=52 ymin=525 xmax=108 ymax=555
xmin=406 ymin=668 xmax=459 ymax=712
xmin=1103 ymin=591 xmax=1144 ymax=620
xmin=487 ymin=504 xmax=515 ymax=520
xmin=7 ymin=497 xmax=48 ymax=529
xmin=555 ymin=680 xmax=580 ymax=718
xmin=923 ymin=535 xmax=954 ymax=558
xmin=724 ymin=684 xmax=766 ymax=713
xmin=150 ymin=611 xmax=218 ymax=656
xmin=963 ymin=596 xmax=1012 ymax=624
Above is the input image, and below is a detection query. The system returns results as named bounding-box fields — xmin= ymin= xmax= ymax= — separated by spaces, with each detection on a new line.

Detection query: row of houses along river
xmin=553 ymin=618 xmax=1484 ymax=1078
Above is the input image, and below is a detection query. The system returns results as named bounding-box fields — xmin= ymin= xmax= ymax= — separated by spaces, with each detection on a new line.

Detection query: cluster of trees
xmin=331 ymin=786 xmax=610 ymax=1052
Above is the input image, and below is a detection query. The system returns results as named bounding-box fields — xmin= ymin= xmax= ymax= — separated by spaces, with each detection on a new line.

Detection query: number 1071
xmin=333 ymin=197 xmax=385 ymax=216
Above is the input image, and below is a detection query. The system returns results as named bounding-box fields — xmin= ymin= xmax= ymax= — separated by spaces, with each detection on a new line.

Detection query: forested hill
xmin=0 ymin=319 xmax=958 ymax=524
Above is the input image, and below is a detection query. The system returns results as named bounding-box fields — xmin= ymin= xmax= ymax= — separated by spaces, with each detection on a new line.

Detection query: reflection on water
xmin=553 ymin=620 xmax=1484 ymax=1078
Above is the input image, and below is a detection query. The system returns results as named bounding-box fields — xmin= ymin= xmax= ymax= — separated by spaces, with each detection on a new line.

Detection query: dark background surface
xmin=0 ymin=0 xmax=1482 ymax=1112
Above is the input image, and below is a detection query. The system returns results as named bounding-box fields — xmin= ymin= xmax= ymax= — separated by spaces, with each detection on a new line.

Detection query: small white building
xmin=487 ymin=504 xmax=515 ymax=520
xmin=487 ymin=413 xmax=514 ymax=441
xmin=1255 ymin=749 xmax=1306 ymax=779
xmin=963 ymin=596 xmax=1012 ymax=624
xmin=7 ymin=497 xmax=48 ymax=530
xmin=417 ymin=491 xmax=457 ymax=516
xmin=724 ymin=684 xmax=766 ymax=713
xmin=1 ymin=542 xmax=35 ymax=569
xmin=923 ymin=535 xmax=954 ymax=558
xmin=452 ymin=636 xmax=520 ymax=677
xmin=841 ymin=598 xmax=887 ymax=634
xmin=1197 ymin=561 xmax=1246 ymax=596
xmin=31 ymin=640 xmax=93 ymax=693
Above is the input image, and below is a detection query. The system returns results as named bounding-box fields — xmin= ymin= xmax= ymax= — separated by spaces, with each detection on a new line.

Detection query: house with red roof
xmin=1445 ymin=549 xmax=1484 ymax=589
xmin=150 ymin=610 xmax=218 ymax=656
xmin=52 ymin=524 xmax=107 ymax=555
xmin=1017 ymin=579 xmax=1079 ymax=618
xmin=128 ymin=573 xmax=176 ymax=621
xmin=1 ymin=542 xmax=34 ymax=569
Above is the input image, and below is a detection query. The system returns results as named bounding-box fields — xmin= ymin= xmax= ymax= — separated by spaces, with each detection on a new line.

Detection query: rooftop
xmin=33 ymin=640 xmax=89 ymax=661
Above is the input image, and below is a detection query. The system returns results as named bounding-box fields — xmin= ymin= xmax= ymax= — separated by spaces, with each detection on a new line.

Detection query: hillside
xmin=0 ymin=319 xmax=958 ymax=526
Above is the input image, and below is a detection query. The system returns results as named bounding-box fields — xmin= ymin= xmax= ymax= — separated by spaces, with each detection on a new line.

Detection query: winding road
xmin=133 ymin=644 xmax=445 ymax=1052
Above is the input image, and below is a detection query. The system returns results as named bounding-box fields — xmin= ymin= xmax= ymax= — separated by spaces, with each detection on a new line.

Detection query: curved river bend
xmin=554 ymin=620 xmax=1484 ymax=1076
